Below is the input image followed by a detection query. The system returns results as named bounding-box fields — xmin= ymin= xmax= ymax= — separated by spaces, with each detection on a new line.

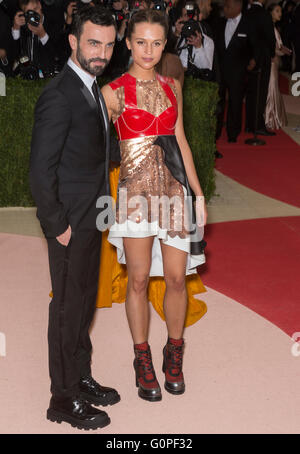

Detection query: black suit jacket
xmin=245 ymin=4 xmax=276 ymax=66
xmin=30 ymin=63 xmax=120 ymax=238
xmin=215 ymin=14 xmax=257 ymax=80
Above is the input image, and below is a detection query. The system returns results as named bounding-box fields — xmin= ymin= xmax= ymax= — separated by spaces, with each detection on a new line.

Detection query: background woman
xmin=265 ymin=3 xmax=290 ymax=130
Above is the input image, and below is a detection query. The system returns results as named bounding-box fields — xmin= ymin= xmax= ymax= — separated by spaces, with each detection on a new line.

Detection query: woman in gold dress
xmin=98 ymin=9 xmax=207 ymax=402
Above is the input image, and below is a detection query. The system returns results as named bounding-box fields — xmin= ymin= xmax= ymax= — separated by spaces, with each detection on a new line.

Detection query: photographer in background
xmin=56 ymin=1 xmax=79 ymax=66
xmin=102 ymin=0 xmax=131 ymax=77
xmin=11 ymin=0 xmax=59 ymax=78
xmin=176 ymin=1 xmax=215 ymax=77
xmin=57 ymin=1 xmax=98 ymax=67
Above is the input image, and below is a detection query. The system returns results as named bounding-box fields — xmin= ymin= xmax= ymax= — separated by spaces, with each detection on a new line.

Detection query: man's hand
xmin=247 ymin=58 xmax=256 ymax=71
xmin=13 ymin=11 xmax=26 ymax=30
xmin=28 ymin=22 xmax=46 ymax=39
xmin=187 ymin=31 xmax=202 ymax=49
xmin=56 ymin=225 xmax=72 ymax=246
xmin=0 ymin=49 xmax=7 ymax=59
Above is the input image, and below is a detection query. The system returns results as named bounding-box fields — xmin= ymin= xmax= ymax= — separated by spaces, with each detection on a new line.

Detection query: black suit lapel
xmin=226 ymin=15 xmax=244 ymax=51
xmin=96 ymin=87 xmax=110 ymax=195
xmin=65 ymin=64 xmax=97 ymax=113
xmin=65 ymin=64 xmax=110 ymax=194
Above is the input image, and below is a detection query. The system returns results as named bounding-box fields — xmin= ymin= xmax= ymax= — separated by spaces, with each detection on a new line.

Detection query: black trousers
xmin=245 ymin=58 xmax=271 ymax=131
xmin=47 ymin=230 xmax=102 ymax=398
xmin=216 ymin=72 xmax=246 ymax=141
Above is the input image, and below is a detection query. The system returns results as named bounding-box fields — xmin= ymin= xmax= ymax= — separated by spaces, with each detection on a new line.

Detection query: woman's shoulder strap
xmin=108 ymin=73 xmax=130 ymax=90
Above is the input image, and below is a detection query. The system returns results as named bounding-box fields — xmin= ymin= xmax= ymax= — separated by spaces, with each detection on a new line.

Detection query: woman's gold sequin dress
xmin=107 ymin=72 xmax=205 ymax=276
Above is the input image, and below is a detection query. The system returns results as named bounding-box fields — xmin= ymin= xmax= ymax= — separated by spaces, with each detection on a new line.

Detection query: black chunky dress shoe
xmin=79 ymin=375 xmax=121 ymax=407
xmin=47 ymin=395 xmax=110 ymax=430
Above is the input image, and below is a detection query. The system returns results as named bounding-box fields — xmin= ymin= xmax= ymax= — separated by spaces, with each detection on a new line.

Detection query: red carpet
xmin=200 ymin=216 xmax=300 ymax=336
xmin=216 ymin=128 xmax=300 ymax=208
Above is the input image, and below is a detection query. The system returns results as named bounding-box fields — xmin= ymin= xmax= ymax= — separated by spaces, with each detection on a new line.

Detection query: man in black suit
xmin=215 ymin=0 xmax=257 ymax=143
xmin=245 ymin=0 xmax=276 ymax=135
xmin=30 ymin=5 xmax=121 ymax=431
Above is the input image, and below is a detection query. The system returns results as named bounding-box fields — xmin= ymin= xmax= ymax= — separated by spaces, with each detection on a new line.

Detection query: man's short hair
xmin=71 ymin=5 xmax=117 ymax=41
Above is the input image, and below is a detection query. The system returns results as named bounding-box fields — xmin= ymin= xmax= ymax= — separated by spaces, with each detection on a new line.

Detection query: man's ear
xmin=69 ymin=34 xmax=77 ymax=51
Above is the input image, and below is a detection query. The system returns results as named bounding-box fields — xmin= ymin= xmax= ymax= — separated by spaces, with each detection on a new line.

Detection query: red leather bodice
xmin=109 ymin=73 xmax=177 ymax=141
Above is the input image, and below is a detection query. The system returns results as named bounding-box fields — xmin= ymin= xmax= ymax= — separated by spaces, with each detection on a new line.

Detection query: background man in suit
xmin=215 ymin=0 xmax=257 ymax=143
xmin=245 ymin=0 xmax=276 ymax=135
xmin=29 ymin=5 xmax=121 ymax=431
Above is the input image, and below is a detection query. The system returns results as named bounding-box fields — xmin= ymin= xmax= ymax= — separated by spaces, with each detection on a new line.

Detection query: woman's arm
xmin=173 ymin=78 xmax=207 ymax=225
xmin=101 ymin=83 xmax=118 ymax=122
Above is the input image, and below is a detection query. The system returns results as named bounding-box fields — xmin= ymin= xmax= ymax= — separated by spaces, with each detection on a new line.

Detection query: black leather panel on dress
xmin=153 ymin=135 xmax=207 ymax=256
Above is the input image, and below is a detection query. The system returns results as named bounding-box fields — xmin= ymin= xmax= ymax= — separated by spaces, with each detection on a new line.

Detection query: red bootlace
xmin=136 ymin=349 xmax=156 ymax=381
xmin=168 ymin=344 xmax=183 ymax=375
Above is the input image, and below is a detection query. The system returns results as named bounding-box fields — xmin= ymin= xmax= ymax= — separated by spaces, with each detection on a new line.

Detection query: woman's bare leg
xmin=123 ymin=236 xmax=154 ymax=344
xmin=160 ymin=241 xmax=188 ymax=339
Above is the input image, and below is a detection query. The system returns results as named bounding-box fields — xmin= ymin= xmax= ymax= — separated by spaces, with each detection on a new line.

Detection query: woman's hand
xmin=281 ymin=45 xmax=292 ymax=55
xmin=195 ymin=196 xmax=207 ymax=227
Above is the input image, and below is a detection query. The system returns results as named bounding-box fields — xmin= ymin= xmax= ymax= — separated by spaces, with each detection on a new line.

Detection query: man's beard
xmin=76 ymin=46 xmax=108 ymax=77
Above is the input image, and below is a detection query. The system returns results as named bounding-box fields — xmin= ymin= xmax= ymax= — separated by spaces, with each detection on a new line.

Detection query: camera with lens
xmin=185 ymin=63 xmax=213 ymax=81
xmin=13 ymin=56 xmax=40 ymax=80
xmin=23 ymin=9 xmax=41 ymax=27
xmin=152 ymin=0 xmax=167 ymax=11
xmin=181 ymin=18 xmax=201 ymax=39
